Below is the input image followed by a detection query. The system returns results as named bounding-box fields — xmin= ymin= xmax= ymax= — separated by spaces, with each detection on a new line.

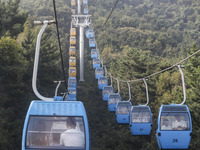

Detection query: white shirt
xmin=161 ymin=125 xmax=172 ymax=130
xmin=60 ymin=129 xmax=85 ymax=147
xmin=172 ymin=120 xmax=187 ymax=130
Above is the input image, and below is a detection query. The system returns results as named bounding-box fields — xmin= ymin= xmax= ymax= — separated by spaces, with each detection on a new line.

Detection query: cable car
xmin=156 ymin=105 xmax=192 ymax=149
xmin=89 ymin=39 xmax=96 ymax=48
xmin=69 ymin=56 xmax=76 ymax=67
xmin=156 ymin=65 xmax=192 ymax=149
xmin=91 ymin=49 xmax=98 ymax=59
xmin=130 ymin=106 xmax=152 ymax=135
xmin=71 ymin=8 xmax=76 ymax=15
xmin=71 ymin=0 xmax=76 ymax=6
xmin=67 ymin=87 xmax=77 ymax=101
xmin=70 ymin=36 xmax=76 ymax=45
xmin=129 ymin=78 xmax=152 ymax=135
xmin=69 ymin=67 xmax=76 ymax=77
xmin=93 ymin=58 xmax=101 ymax=69
xmin=70 ymin=28 xmax=76 ymax=36
xmin=84 ymin=7 xmax=88 ymax=15
xmin=98 ymin=76 xmax=108 ymax=90
xmin=83 ymin=0 xmax=88 ymax=5
xmin=22 ymin=101 xmax=89 ymax=150
xmin=102 ymin=86 xmax=114 ymax=102
xmin=68 ymin=77 xmax=77 ymax=88
xmin=95 ymin=68 xmax=104 ymax=79
xmin=69 ymin=46 xmax=76 ymax=56
xmin=116 ymin=101 xmax=132 ymax=124
xmin=108 ymin=93 xmax=121 ymax=112
xmin=85 ymin=29 xmax=94 ymax=39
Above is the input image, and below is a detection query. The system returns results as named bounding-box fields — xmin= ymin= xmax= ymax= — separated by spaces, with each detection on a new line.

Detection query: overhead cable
xmin=52 ymin=0 xmax=67 ymax=89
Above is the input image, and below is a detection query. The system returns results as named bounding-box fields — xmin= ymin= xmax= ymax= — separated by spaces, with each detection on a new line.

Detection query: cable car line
xmin=52 ymin=0 xmax=67 ymax=89
xmin=102 ymin=48 xmax=200 ymax=83
xmin=103 ymin=0 xmax=119 ymax=26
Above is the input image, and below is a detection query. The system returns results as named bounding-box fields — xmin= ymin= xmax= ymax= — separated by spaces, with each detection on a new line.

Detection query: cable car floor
xmin=77 ymin=64 xmax=156 ymax=150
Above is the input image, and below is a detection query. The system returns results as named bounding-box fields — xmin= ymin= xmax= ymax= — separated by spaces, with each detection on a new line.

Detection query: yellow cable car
xmin=71 ymin=8 xmax=76 ymax=15
xmin=69 ymin=46 xmax=76 ymax=56
xmin=69 ymin=56 xmax=76 ymax=67
xmin=69 ymin=67 xmax=76 ymax=77
xmin=71 ymin=0 xmax=76 ymax=6
xmin=70 ymin=28 xmax=76 ymax=36
xmin=70 ymin=36 xmax=76 ymax=45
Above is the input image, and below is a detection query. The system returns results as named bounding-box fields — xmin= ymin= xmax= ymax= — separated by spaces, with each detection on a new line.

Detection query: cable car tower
xmin=72 ymin=0 xmax=91 ymax=81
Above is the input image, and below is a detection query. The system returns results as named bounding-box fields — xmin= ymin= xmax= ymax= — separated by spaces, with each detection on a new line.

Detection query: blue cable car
xmin=98 ymin=76 xmax=108 ymax=90
xmin=102 ymin=86 xmax=114 ymax=101
xmin=130 ymin=106 xmax=152 ymax=135
xmin=85 ymin=29 xmax=94 ymax=39
xmin=108 ymin=93 xmax=121 ymax=112
xmin=95 ymin=68 xmax=104 ymax=79
xmin=89 ymin=39 xmax=96 ymax=48
xmin=93 ymin=58 xmax=101 ymax=69
xmin=68 ymin=77 xmax=77 ymax=88
xmin=156 ymin=65 xmax=192 ymax=149
xmin=156 ymin=105 xmax=192 ymax=149
xmin=116 ymin=101 xmax=132 ymax=124
xmin=91 ymin=49 xmax=98 ymax=59
xmin=84 ymin=7 xmax=88 ymax=15
xmin=22 ymin=101 xmax=89 ymax=150
xmin=67 ymin=87 xmax=77 ymax=101
xmin=83 ymin=0 xmax=88 ymax=5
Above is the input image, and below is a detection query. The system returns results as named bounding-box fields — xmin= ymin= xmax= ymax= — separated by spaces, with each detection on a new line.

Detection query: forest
xmin=0 ymin=0 xmax=200 ymax=149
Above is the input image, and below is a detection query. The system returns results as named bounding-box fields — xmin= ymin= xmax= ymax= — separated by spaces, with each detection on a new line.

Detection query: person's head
xmin=66 ymin=117 xmax=76 ymax=129
xmin=163 ymin=118 xmax=169 ymax=126
xmin=175 ymin=114 xmax=181 ymax=121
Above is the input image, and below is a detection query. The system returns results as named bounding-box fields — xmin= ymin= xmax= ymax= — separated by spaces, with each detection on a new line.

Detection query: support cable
xmin=52 ymin=0 xmax=67 ymax=89
xmin=109 ymin=49 xmax=200 ymax=83
xmin=103 ymin=0 xmax=119 ymax=26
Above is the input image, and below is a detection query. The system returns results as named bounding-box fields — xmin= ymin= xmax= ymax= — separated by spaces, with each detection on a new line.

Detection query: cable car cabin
xmin=93 ymin=58 xmax=101 ymax=69
xmin=83 ymin=0 xmax=88 ymax=5
xmin=22 ymin=101 xmax=89 ymax=150
xmin=102 ymin=86 xmax=114 ymax=102
xmin=85 ymin=29 xmax=94 ymax=39
xmin=70 ymin=28 xmax=76 ymax=36
xmin=68 ymin=77 xmax=77 ymax=88
xmin=71 ymin=9 xmax=76 ymax=15
xmin=91 ymin=49 xmax=98 ymax=59
xmin=84 ymin=7 xmax=88 ymax=15
xmin=69 ymin=67 xmax=76 ymax=77
xmin=89 ymin=39 xmax=96 ymax=48
xmin=71 ymin=0 xmax=76 ymax=6
xmin=69 ymin=57 xmax=76 ymax=67
xmin=98 ymin=76 xmax=108 ymax=90
xmin=108 ymin=93 xmax=121 ymax=112
xmin=116 ymin=101 xmax=132 ymax=124
xmin=69 ymin=46 xmax=76 ymax=56
xmin=70 ymin=36 xmax=76 ymax=45
xmin=156 ymin=105 xmax=192 ymax=150
xmin=95 ymin=68 xmax=104 ymax=79
xmin=129 ymin=106 xmax=152 ymax=135
xmin=67 ymin=87 xmax=77 ymax=101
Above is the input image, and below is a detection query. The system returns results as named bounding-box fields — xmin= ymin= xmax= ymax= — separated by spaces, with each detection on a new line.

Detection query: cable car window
xmin=70 ymin=69 xmax=76 ymax=73
xmin=70 ymin=59 xmax=76 ymax=62
xmin=103 ymin=88 xmax=113 ymax=95
xmin=99 ymin=79 xmax=107 ymax=84
xmin=26 ymin=116 xmax=85 ymax=149
xmin=108 ymin=96 xmax=120 ymax=104
xmin=93 ymin=59 xmax=100 ymax=64
xmin=69 ymin=79 xmax=76 ymax=83
xmin=96 ymin=69 xmax=103 ymax=74
xmin=160 ymin=112 xmax=190 ymax=131
xmin=70 ymin=48 xmax=75 ymax=51
xmin=131 ymin=111 xmax=151 ymax=123
xmin=69 ymin=89 xmax=76 ymax=94
xmin=117 ymin=104 xmax=131 ymax=114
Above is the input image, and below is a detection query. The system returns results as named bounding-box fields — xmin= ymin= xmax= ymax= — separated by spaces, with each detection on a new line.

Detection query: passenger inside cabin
xmin=60 ymin=117 xmax=84 ymax=147
xmin=172 ymin=114 xmax=187 ymax=130
xmin=161 ymin=118 xmax=172 ymax=130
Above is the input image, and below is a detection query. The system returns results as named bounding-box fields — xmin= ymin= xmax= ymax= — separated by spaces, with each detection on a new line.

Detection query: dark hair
xmin=66 ymin=117 xmax=76 ymax=128
xmin=163 ymin=118 xmax=168 ymax=122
